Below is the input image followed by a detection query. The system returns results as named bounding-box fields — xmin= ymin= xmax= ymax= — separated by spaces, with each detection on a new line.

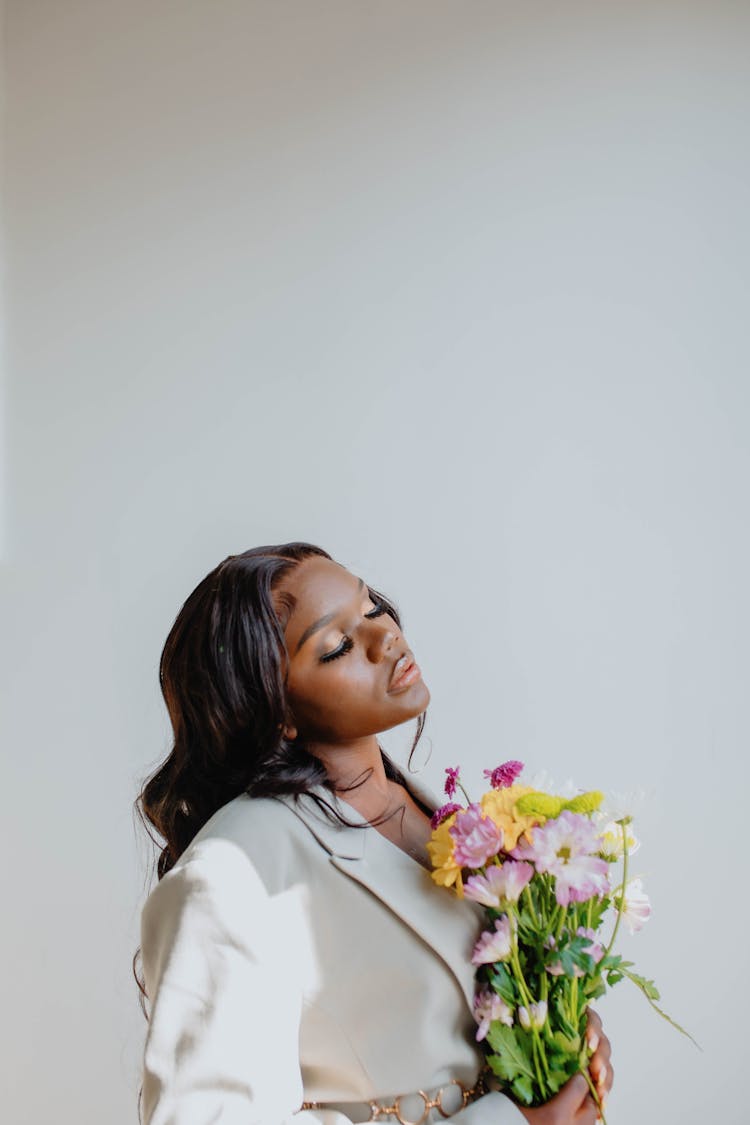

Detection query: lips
xmin=388 ymin=651 xmax=416 ymax=690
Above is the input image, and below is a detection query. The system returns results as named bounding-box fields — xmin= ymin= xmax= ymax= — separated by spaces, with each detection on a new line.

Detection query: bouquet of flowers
xmin=426 ymin=761 xmax=693 ymax=1122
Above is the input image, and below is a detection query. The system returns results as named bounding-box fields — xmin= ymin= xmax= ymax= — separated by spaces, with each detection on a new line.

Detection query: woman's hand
xmin=515 ymin=1008 xmax=613 ymax=1124
xmin=584 ymin=1008 xmax=612 ymax=1112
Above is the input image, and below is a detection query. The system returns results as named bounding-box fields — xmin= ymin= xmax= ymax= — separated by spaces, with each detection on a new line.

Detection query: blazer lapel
xmin=277 ymin=775 xmax=484 ymax=1018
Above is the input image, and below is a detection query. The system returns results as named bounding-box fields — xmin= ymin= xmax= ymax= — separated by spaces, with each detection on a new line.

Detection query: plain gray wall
xmin=2 ymin=2 xmax=748 ymax=1122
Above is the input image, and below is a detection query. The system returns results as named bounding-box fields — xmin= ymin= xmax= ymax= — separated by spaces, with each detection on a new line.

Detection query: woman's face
xmin=274 ymin=556 xmax=430 ymax=744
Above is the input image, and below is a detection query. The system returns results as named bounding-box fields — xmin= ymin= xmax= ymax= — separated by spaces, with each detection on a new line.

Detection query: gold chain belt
xmin=300 ymin=1069 xmax=490 ymax=1125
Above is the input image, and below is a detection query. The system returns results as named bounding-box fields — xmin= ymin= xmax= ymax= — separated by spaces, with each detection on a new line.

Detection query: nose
xmin=366 ymin=620 xmax=400 ymax=663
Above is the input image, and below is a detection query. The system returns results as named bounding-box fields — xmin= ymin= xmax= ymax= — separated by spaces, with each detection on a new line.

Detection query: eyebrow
xmin=295 ymin=577 xmax=365 ymax=655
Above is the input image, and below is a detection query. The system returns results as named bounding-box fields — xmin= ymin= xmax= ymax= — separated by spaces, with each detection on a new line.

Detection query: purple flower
xmin=512 ymin=809 xmax=610 ymax=906
xmin=464 ymin=861 xmax=534 ymax=908
xmin=483 ymin=760 xmax=524 ymax=789
xmin=449 ymin=802 xmax=504 ymax=867
xmin=472 ymin=987 xmax=514 ymax=1041
xmin=444 ymin=766 xmax=461 ymax=798
xmin=576 ymin=926 xmax=604 ymax=965
xmin=471 ymin=916 xmax=513 ymax=965
xmin=430 ymin=802 xmax=462 ymax=829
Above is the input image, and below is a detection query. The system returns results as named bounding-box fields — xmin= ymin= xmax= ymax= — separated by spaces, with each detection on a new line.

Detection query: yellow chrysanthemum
xmin=480 ymin=785 xmax=540 ymax=851
xmin=426 ymin=815 xmax=464 ymax=897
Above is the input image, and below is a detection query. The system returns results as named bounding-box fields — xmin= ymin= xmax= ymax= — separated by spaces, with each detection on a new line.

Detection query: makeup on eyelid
xmin=319 ymin=601 xmax=389 ymax=663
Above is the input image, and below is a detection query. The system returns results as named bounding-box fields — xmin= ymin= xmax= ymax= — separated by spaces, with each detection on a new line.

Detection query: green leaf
xmin=587 ymin=898 xmax=609 ymax=930
xmin=620 ymin=968 xmax=702 ymax=1049
xmin=584 ymin=978 xmax=607 ymax=1000
xmin=511 ymin=1074 xmax=534 ymax=1105
xmin=547 ymin=1067 xmax=572 ymax=1096
xmin=489 ymin=964 xmax=517 ymax=1005
xmin=486 ymin=1025 xmax=536 ymax=1083
xmin=550 ymin=993 xmax=579 ymax=1039
xmin=623 ymin=968 xmax=660 ymax=1000
xmin=552 ymin=1030 xmax=581 ymax=1055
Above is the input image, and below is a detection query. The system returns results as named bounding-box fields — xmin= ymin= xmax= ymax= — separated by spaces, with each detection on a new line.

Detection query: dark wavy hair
xmin=132 ymin=542 xmax=429 ymax=1116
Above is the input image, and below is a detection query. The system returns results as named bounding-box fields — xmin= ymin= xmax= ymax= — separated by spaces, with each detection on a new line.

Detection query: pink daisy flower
xmin=464 ymin=861 xmax=534 ymax=907
xmin=512 ymin=809 xmax=610 ymax=906
xmin=471 ymin=916 xmax=513 ymax=965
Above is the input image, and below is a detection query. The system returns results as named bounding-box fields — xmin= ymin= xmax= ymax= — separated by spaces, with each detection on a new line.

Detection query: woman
xmin=134 ymin=542 xmax=613 ymax=1125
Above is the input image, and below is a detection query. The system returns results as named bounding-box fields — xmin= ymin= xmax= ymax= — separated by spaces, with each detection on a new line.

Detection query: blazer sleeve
xmin=139 ymin=835 xmax=527 ymax=1125
xmin=139 ymin=836 xmax=353 ymax=1125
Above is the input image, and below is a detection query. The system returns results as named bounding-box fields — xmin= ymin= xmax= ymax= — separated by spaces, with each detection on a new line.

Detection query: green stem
xmin=509 ymin=943 xmax=533 ymax=1008
xmin=523 ymin=882 xmax=540 ymax=927
xmin=505 ymin=913 xmax=551 ymax=1092
xmin=570 ymin=975 xmax=579 ymax=1029
xmin=509 ymin=958 xmax=551 ymax=1087
xmin=457 ymin=781 xmax=473 ymax=805
xmin=528 ymin=1026 xmax=548 ymax=1100
xmin=555 ymin=904 xmax=567 ymax=941
xmin=582 ymin=1066 xmax=608 ymax=1125
xmin=568 ymin=906 xmax=579 ymax=1028
xmin=602 ymin=822 xmax=629 ymax=963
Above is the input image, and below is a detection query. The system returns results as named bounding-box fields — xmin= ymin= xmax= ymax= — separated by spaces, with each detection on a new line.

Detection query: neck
xmin=309 ymin=736 xmax=391 ymax=798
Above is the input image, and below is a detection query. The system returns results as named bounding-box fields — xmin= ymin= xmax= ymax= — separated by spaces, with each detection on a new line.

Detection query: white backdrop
xmin=1 ymin=2 xmax=748 ymax=1122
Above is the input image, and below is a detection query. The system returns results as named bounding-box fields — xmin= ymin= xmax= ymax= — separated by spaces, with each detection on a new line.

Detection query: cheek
xmin=316 ymin=662 xmax=379 ymax=706
xmin=290 ymin=662 xmax=380 ymax=724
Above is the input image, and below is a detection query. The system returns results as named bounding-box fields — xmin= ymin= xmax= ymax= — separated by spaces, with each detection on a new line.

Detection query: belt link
xmin=301 ymin=1068 xmax=489 ymax=1125
xmin=366 ymin=1077 xmax=473 ymax=1124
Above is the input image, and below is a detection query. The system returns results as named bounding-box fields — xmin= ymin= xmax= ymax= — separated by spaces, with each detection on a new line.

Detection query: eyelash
xmin=320 ymin=602 xmax=389 ymax=663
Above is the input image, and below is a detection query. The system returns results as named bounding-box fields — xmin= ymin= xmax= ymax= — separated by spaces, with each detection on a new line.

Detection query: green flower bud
xmin=563 ymin=790 xmax=604 ymax=815
xmin=515 ymin=792 xmax=565 ymax=818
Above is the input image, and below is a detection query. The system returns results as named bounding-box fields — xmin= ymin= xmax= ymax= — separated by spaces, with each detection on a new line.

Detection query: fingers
xmin=567 ymin=1074 xmax=602 ymax=1124
xmin=541 ymin=1071 xmax=608 ymax=1124
xmin=591 ymin=1056 xmax=614 ymax=1097
xmin=585 ymin=1006 xmax=602 ymax=1050
xmin=517 ymin=1080 xmax=611 ymax=1124
xmin=550 ymin=1072 xmax=592 ymax=1113
xmin=585 ymin=1006 xmax=613 ymax=1106
xmin=588 ymin=1041 xmax=611 ymax=1083
xmin=577 ymin=1092 xmax=600 ymax=1124
xmin=590 ymin=1045 xmax=614 ymax=1101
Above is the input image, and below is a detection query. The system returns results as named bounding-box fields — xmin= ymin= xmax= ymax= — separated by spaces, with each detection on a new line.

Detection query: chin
xmin=406 ymin=679 xmax=431 ymax=713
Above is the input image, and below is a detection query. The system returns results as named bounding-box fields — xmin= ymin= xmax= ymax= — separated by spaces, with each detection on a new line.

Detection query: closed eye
xmin=319 ymin=601 xmax=389 ymax=663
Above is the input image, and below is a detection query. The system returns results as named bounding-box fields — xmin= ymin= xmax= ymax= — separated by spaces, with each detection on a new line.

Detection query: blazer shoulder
xmin=139 ymin=803 xmax=320 ymax=1005
xmin=173 ymin=790 xmax=335 ymax=890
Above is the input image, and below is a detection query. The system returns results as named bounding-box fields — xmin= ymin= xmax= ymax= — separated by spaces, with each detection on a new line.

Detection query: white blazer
xmin=139 ymin=773 xmax=527 ymax=1125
